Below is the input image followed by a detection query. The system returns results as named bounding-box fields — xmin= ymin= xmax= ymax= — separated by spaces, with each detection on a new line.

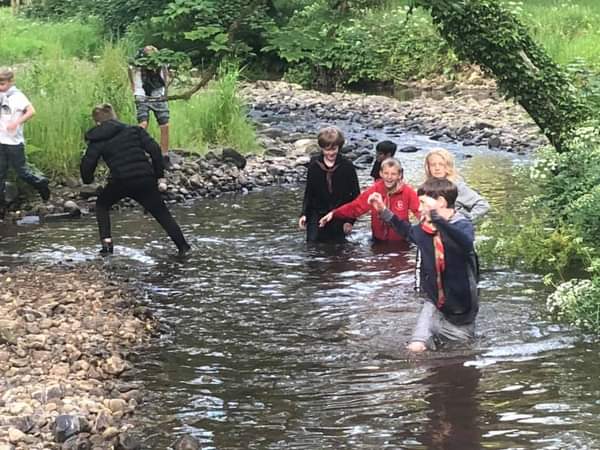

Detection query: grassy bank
xmin=518 ymin=0 xmax=600 ymax=68
xmin=0 ymin=9 xmax=257 ymax=179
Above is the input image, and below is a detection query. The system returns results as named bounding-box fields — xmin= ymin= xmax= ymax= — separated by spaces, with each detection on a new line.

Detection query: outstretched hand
xmin=368 ymin=192 xmax=385 ymax=212
xmin=319 ymin=211 xmax=334 ymax=227
xmin=298 ymin=215 xmax=307 ymax=230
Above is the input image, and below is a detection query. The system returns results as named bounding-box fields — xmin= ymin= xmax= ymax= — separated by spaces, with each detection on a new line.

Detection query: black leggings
xmin=96 ymin=178 xmax=188 ymax=251
xmin=306 ymin=211 xmax=346 ymax=243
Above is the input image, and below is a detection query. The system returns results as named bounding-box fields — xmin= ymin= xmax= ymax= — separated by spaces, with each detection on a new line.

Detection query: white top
xmin=130 ymin=66 xmax=167 ymax=98
xmin=0 ymin=86 xmax=31 ymax=145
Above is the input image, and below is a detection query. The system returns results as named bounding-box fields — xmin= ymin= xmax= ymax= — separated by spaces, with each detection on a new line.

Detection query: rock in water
xmin=173 ymin=435 xmax=201 ymax=450
xmin=399 ymin=145 xmax=419 ymax=153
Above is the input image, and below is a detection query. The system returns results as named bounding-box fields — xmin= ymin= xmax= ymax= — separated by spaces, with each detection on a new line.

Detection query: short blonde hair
xmin=380 ymin=157 xmax=403 ymax=175
xmin=0 ymin=68 xmax=15 ymax=82
xmin=424 ymin=148 xmax=460 ymax=183
xmin=317 ymin=126 xmax=345 ymax=150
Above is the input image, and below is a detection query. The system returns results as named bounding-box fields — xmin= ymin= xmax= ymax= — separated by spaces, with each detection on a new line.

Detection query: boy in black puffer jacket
xmin=80 ymin=103 xmax=190 ymax=256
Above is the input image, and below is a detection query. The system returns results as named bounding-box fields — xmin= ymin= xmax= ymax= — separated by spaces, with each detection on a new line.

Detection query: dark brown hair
xmin=317 ymin=126 xmax=345 ymax=150
xmin=417 ymin=177 xmax=458 ymax=208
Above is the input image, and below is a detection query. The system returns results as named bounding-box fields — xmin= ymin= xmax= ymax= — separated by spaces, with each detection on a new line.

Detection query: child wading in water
xmin=319 ymin=158 xmax=419 ymax=243
xmin=369 ymin=178 xmax=479 ymax=352
xmin=299 ymin=126 xmax=360 ymax=242
xmin=424 ymin=148 xmax=489 ymax=222
xmin=80 ymin=104 xmax=190 ymax=256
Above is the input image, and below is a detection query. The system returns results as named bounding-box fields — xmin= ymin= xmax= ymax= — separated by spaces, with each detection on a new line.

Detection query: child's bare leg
xmin=159 ymin=123 xmax=169 ymax=156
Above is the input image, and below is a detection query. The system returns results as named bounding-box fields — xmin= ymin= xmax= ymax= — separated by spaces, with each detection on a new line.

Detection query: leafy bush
xmin=23 ymin=0 xmax=166 ymax=35
xmin=270 ymin=4 xmax=453 ymax=89
xmin=547 ymin=278 xmax=600 ymax=332
xmin=531 ymin=128 xmax=600 ymax=220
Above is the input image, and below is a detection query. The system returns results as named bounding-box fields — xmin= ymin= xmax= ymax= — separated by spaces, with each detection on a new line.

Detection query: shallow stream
xmin=1 ymin=126 xmax=598 ymax=449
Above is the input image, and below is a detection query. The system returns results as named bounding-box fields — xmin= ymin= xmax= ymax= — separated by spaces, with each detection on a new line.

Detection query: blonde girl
xmin=424 ymin=148 xmax=490 ymax=221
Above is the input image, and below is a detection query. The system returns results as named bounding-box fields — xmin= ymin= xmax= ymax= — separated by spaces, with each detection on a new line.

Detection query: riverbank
xmin=0 ymin=264 xmax=158 ymax=449
xmin=0 ymin=80 xmax=546 ymax=225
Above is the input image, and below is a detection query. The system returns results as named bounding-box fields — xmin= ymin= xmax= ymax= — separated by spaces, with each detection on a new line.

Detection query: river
xmin=0 ymin=127 xmax=598 ymax=449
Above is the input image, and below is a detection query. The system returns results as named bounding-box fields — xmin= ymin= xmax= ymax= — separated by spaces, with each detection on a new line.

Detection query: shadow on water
xmin=2 ymin=135 xmax=600 ymax=449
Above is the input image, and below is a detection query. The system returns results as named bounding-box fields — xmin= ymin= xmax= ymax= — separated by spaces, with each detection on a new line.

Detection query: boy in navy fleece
xmin=368 ymin=177 xmax=479 ymax=352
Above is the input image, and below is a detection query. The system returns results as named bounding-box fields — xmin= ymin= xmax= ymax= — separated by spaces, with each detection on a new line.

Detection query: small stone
xmin=104 ymin=398 xmax=127 ymax=413
xmin=102 ymin=427 xmax=119 ymax=440
xmin=8 ymin=428 xmax=26 ymax=444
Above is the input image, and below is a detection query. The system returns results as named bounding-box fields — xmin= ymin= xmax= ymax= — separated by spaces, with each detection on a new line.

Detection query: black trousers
xmin=306 ymin=211 xmax=346 ymax=243
xmin=96 ymin=178 xmax=188 ymax=251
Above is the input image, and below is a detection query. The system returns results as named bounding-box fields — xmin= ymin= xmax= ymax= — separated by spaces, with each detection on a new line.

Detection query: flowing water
xmin=1 ymin=127 xmax=599 ymax=449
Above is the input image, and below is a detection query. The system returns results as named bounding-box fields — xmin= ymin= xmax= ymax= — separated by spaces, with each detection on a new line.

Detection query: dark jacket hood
xmin=85 ymin=120 xmax=128 ymax=142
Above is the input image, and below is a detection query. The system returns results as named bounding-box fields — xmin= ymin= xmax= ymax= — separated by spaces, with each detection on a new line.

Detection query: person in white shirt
xmin=0 ymin=68 xmax=50 ymax=219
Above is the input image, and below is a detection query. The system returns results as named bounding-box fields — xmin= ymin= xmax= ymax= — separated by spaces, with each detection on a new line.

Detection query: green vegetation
xmin=0 ymin=9 xmax=103 ymax=62
xmin=478 ymin=127 xmax=600 ymax=333
xmin=0 ymin=9 xmax=257 ymax=179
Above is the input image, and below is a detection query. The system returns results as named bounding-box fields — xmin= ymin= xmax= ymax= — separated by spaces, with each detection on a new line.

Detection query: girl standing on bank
xmin=299 ymin=126 xmax=360 ymax=242
xmin=424 ymin=148 xmax=490 ymax=222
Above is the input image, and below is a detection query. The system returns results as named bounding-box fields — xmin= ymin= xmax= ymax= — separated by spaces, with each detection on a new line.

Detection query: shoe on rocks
xmin=38 ymin=181 xmax=51 ymax=202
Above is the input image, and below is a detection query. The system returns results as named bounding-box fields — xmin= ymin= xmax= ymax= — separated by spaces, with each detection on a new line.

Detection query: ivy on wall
xmin=412 ymin=0 xmax=590 ymax=151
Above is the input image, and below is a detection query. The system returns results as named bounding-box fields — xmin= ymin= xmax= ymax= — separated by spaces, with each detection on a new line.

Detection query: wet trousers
xmin=0 ymin=143 xmax=47 ymax=204
xmin=411 ymin=300 xmax=476 ymax=350
xmin=96 ymin=178 xmax=188 ymax=251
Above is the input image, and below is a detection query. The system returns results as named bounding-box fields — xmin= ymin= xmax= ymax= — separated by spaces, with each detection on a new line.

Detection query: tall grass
xmin=168 ymin=67 xmax=258 ymax=154
xmin=0 ymin=8 xmax=102 ymax=64
xmin=20 ymin=44 xmax=135 ymax=178
xmin=508 ymin=0 xmax=600 ymax=68
xmin=0 ymin=8 xmax=258 ymax=178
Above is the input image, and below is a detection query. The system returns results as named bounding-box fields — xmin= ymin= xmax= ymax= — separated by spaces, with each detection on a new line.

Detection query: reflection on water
xmin=1 ymin=141 xmax=600 ymax=449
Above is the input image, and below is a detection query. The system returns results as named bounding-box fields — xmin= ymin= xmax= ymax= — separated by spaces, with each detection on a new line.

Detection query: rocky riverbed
xmin=243 ymin=79 xmax=547 ymax=155
xmin=0 ymin=265 xmax=160 ymax=449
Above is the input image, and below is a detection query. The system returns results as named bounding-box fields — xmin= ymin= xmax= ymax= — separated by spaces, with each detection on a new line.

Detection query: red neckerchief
xmin=316 ymin=160 xmax=339 ymax=194
xmin=420 ymin=220 xmax=446 ymax=308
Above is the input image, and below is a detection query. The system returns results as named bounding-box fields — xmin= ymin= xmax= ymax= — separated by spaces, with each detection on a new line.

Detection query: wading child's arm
xmin=368 ymin=192 xmax=412 ymax=238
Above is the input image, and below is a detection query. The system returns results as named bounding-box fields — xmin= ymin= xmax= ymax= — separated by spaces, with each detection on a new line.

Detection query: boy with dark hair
xmin=370 ymin=140 xmax=397 ymax=180
xmin=81 ymin=103 xmax=190 ymax=256
xmin=0 ymin=68 xmax=50 ymax=218
xmin=368 ymin=177 xmax=479 ymax=352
